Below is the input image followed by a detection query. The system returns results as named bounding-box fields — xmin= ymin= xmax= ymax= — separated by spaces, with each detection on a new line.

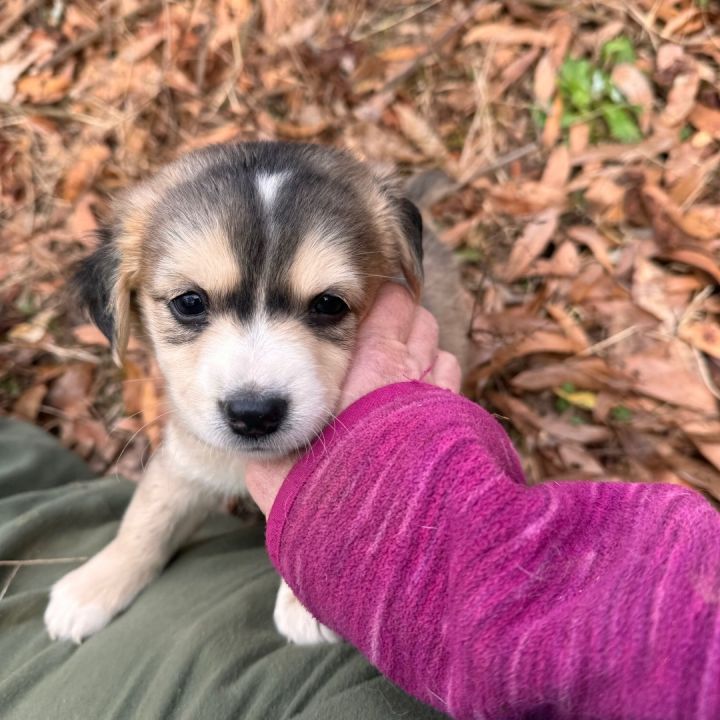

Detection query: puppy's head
xmin=77 ymin=142 xmax=422 ymax=455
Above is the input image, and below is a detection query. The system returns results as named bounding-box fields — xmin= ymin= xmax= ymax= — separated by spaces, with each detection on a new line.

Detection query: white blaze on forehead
xmin=256 ymin=172 xmax=291 ymax=212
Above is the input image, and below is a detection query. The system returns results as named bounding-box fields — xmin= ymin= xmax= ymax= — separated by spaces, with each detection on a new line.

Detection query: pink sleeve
xmin=267 ymin=382 xmax=720 ymax=720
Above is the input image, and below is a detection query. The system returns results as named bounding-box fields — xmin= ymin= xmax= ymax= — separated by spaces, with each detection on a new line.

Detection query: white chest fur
xmin=164 ymin=421 xmax=248 ymax=498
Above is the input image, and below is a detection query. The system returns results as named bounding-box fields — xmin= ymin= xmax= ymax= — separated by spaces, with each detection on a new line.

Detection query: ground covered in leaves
xmin=1 ymin=0 xmax=720 ymax=498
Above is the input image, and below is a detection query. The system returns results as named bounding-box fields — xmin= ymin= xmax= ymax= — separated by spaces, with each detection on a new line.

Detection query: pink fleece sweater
xmin=267 ymin=382 xmax=720 ymax=719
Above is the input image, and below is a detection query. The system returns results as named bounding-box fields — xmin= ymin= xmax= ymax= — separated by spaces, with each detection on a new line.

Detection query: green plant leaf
xmin=601 ymin=104 xmax=642 ymax=142
xmin=611 ymin=405 xmax=633 ymax=423
xmin=531 ymin=107 xmax=547 ymax=129
xmin=558 ymin=58 xmax=593 ymax=112
xmin=601 ymin=36 xmax=636 ymax=66
xmin=454 ymin=247 xmax=484 ymax=263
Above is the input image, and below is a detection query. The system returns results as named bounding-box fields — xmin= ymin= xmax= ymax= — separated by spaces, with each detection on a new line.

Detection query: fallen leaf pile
xmin=1 ymin=0 xmax=720 ymax=495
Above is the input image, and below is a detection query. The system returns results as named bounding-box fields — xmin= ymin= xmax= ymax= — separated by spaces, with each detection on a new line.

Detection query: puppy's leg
xmin=273 ymin=579 xmax=340 ymax=645
xmin=45 ymin=449 xmax=219 ymax=643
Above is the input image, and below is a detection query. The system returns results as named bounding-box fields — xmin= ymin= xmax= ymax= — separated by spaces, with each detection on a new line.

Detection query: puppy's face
xmin=78 ymin=143 xmax=423 ymax=456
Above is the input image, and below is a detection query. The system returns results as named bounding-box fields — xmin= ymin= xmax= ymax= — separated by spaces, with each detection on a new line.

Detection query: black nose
xmin=222 ymin=394 xmax=288 ymax=438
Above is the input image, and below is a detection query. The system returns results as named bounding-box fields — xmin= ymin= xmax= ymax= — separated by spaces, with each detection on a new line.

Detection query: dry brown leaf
xmin=492 ymin=47 xmax=541 ymax=101
xmin=684 ymin=419 xmax=720 ymax=474
xmin=343 ymin=124 xmax=423 ymax=165
xmin=546 ymin=302 xmax=589 ymax=350
xmin=67 ymin=193 xmax=99 ymax=238
xmin=584 ymin=177 xmax=625 ymax=211
xmin=567 ymin=226 xmax=615 ymax=273
xmin=12 ymin=384 xmax=48 ymax=422
xmin=376 ymin=45 xmax=426 ymax=63
xmin=659 ymin=67 xmax=700 ymax=127
xmin=542 ymin=94 xmax=563 ymax=148
xmin=183 ymin=125 xmax=242 ymax=151
xmin=668 ymin=153 xmax=720 ymax=207
xmin=8 ymin=308 xmax=55 ymax=345
xmin=393 ymin=103 xmax=447 ymax=161
xmin=632 ymin=259 xmax=675 ymax=330
xmin=610 ymin=63 xmax=654 ymax=132
xmin=117 ymin=29 xmax=165 ymax=63
xmin=513 ymin=358 xmax=628 ymax=392
xmin=662 ymin=247 xmax=720 ymax=284
xmin=489 ymin=392 xmax=610 ymax=445
xmin=463 ymin=23 xmax=552 ymax=47
xmin=680 ymin=204 xmax=720 ymax=241
xmin=568 ymin=123 xmax=590 ymax=155
xmin=541 ymin=144 xmax=570 ymax=188
xmin=557 ymin=443 xmax=605 ymax=475
xmin=503 ymin=208 xmax=559 ymax=281
xmin=46 ymin=364 xmax=94 ymax=419
xmin=689 ymin=103 xmax=720 ymax=138
xmin=656 ymin=443 xmax=720 ymax=499
xmin=679 ymin=322 xmax=720 ymax=359
xmin=439 ymin=214 xmax=483 ymax=249
xmin=624 ymin=345 xmax=716 ymax=414
xmin=491 ymin=330 xmax=579 ymax=372
xmin=73 ymin=324 xmax=110 ymax=347
xmin=533 ymin=53 xmax=556 ymax=106
xmin=17 ymin=66 xmax=72 ymax=103
xmin=542 ymin=240 xmax=580 ymax=277
xmin=61 ymin=144 xmax=110 ymax=203
xmin=487 ymin=182 xmax=565 ymax=215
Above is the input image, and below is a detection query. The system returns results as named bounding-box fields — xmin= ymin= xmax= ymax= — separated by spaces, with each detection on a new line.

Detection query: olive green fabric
xmin=0 ymin=418 xmax=444 ymax=720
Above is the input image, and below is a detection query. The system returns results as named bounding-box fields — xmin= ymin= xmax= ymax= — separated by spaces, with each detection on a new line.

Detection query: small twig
xmin=692 ymin=346 xmax=720 ymax=402
xmin=0 ymin=557 xmax=88 ymax=567
xmin=426 ymin=142 xmax=540 ymax=207
xmin=351 ymin=0 xmax=445 ymax=41
xmin=457 ymin=142 xmax=539 ymax=190
xmin=577 ymin=324 xmax=641 ymax=357
xmin=41 ymin=0 xmax=165 ymax=70
xmin=0 ymin=565 xmax=20 ymax=603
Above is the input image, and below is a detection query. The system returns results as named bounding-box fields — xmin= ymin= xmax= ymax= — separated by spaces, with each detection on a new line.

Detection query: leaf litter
xmin=0 ymin=0 xmax=719 ymax=503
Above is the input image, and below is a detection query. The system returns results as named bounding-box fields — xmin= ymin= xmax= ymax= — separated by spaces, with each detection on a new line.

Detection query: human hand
xmin=245 ymin=283 xmax=462 ymax=516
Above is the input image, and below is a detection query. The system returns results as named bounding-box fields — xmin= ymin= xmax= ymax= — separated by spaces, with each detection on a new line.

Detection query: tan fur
xmin=153 ymin=228 xmax=241 ymax=300
xmin=289 ymin=230 xmax=363 ymax=306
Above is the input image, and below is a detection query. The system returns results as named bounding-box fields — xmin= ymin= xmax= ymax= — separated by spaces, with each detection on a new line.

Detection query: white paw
xmin=44 ymin=569 xmax=116 ymax=644
xmin=273 ymin=580 xmax=340 ymax=645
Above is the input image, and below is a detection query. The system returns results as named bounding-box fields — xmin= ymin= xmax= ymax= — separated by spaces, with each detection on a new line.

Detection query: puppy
xmin=44 ymin=141 xmax=470 ymax=645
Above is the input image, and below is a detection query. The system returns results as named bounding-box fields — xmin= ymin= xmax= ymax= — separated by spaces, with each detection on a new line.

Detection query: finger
xmin=430 ymin=351 xmax=462 ymax=393
xmin=406 ymin=307 xmax=440 ymax=374
xmin=358 ymin=283 xmax=416 ymax=343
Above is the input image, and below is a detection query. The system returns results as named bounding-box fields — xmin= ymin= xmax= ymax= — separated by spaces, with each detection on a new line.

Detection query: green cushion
xmin=0 ymin=418 xmax=444 ymax=719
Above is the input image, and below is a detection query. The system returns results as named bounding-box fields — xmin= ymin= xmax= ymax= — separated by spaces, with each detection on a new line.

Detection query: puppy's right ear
xmin=74 ymin=226 xmax=133 ymax=366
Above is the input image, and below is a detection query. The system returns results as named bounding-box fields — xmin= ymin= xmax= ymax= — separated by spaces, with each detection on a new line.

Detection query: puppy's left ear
xmin=392 ymin=196 xmax=424 ymax=300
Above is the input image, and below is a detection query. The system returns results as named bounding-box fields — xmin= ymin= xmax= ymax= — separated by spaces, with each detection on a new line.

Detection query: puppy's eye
xmin=170 ymin=292 xmax=206 ymax=320
xmin=309 ymin=293 xmax=349 ymax=320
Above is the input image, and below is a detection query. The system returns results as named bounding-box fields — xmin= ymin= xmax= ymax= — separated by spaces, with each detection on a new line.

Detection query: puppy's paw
xmin=44 ymin=566 xmax=118 ymax=643
xmin=44 ymin=548 xmax=152 ymax=643
xmin=273 ymin=580 xmax=340 ymax=645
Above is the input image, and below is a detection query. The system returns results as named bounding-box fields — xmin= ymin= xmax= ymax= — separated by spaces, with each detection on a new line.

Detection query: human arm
xmin=247 ymin=286 xmax=720 ymax=719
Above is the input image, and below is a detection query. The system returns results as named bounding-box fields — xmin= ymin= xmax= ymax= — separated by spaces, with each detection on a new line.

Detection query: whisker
xmin=113 ymin=409 xmax=174 ymax=473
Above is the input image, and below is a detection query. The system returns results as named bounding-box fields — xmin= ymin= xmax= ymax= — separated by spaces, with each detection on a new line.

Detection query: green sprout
xmin=546 ymin=37 xmax=643 ymax=144
xmin=611 ymin=405 xmax=633 ymax=423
